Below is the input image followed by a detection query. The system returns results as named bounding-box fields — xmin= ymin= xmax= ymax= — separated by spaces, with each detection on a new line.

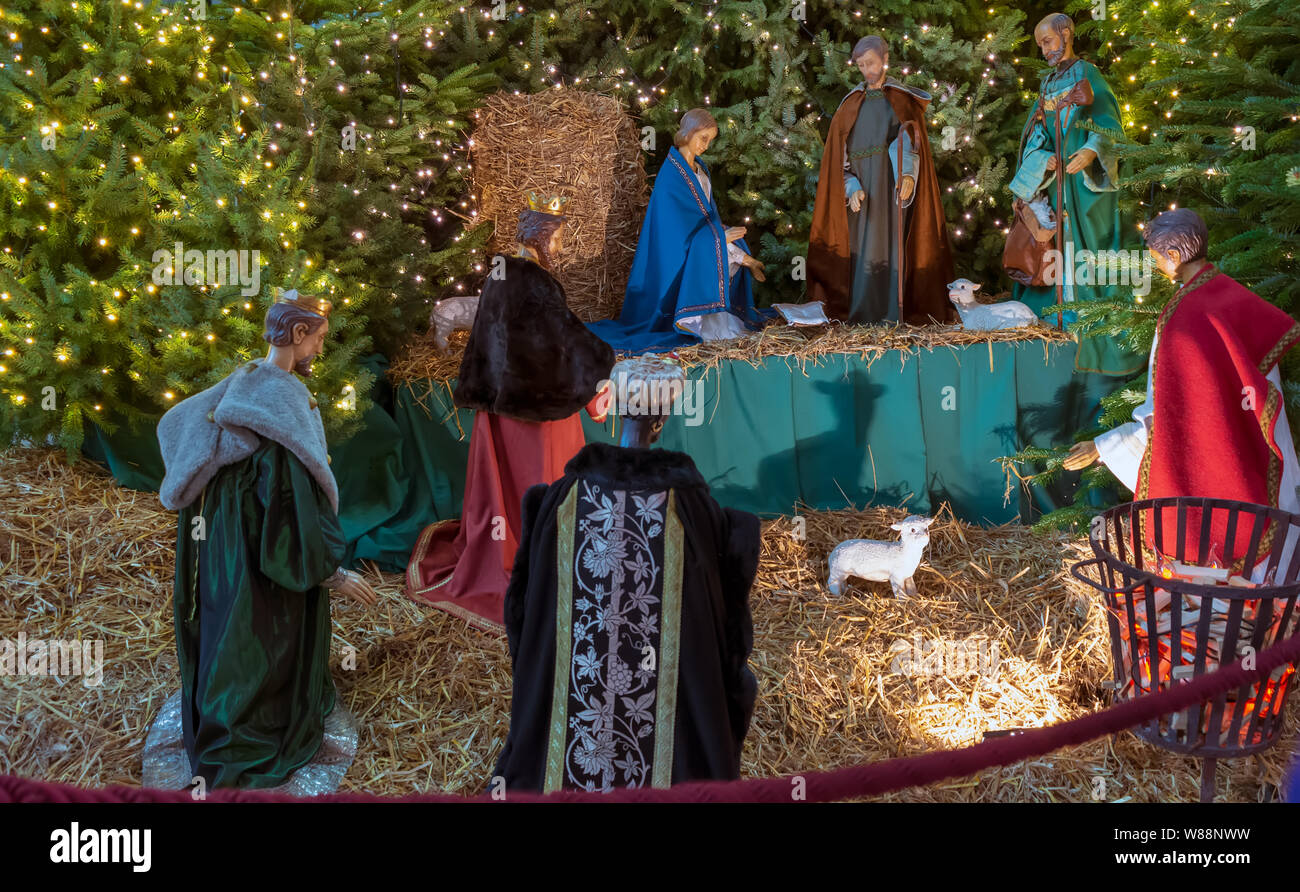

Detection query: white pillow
xmin=772 ymin=301 xmax=830 ymax=326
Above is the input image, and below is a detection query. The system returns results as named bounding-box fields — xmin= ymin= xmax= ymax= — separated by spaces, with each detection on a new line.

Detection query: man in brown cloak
xmin=808 ymin=35 xmax=955 ymax=324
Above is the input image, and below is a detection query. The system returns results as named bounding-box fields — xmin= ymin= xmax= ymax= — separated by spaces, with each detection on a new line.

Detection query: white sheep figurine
xmin=430 ymin=294 xmax=480 ymax=351
xmin=827 ymin=515 xmax=935 ymax=599
xmin=947 ymin=278 xmax=1038 ymax=331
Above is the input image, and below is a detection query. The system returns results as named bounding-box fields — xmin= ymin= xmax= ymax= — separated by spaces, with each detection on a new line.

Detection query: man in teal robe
xmin=156 ymin=291 xmax=376 ymax=790
xmin=1009 ymin=13 xmax=1145 ymax=517
xmin=1010 ymin=13 xmax=1143 ymax=379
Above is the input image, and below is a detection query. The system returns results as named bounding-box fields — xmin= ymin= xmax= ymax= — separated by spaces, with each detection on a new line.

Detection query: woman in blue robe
xmin=589 ymin=109 xmax=772 ymax=354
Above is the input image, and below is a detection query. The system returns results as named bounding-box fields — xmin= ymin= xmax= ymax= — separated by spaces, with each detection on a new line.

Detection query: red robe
xmin=1137 ymin=265 xmax=1300 ymax=563
xmin=405 ymin=254 xmax=613 ymax=631
xmin=406 ymin=396 xmax=605 ymax=632
xmin=808 ymin=83 xmax=955 ymax=324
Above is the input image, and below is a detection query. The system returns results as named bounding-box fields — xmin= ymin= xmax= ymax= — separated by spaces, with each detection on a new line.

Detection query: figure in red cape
xmin=405 ymin=192 xmax=615 ymax=632
xmin=1066 ymin=208 xmax=1300 ymax=568
xmin=808 ymin=34 xmax=955 ymax=325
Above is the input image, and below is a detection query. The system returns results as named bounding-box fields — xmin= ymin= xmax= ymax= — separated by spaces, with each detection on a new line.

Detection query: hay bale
xmin=470 ymin=89 xmax=648 ymax=322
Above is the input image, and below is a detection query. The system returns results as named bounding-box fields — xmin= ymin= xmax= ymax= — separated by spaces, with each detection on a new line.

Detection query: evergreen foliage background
xmin=1 ymin=0 xmax=1295 ymax=512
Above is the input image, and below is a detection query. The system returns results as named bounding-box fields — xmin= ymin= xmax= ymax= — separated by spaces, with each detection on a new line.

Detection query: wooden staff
xmin=895 ymin=119 xmax=919 ymax=323
xmin=1054 ymin=109 xmax=1066 ymax=331
xmin=1050 ymin=77 xmax=1095 ymax=331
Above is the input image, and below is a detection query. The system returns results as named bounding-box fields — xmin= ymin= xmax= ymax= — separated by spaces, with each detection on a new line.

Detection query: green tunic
xmin=1010 ymin=59 xmax=1144 ymax=378
xmin=173 ymin=438 xmax=346 ymax=789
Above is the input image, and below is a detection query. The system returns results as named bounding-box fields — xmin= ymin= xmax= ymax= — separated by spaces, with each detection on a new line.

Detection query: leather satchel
xmin=1002 ymin=197 xmax=1057 ymax=287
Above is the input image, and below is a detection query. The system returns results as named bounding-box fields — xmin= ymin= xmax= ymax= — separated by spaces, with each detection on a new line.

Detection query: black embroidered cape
xmin=494 ymin=442 xmax=760 ymax=792
xmin=453 ymin=255 xmax=615 ymax=423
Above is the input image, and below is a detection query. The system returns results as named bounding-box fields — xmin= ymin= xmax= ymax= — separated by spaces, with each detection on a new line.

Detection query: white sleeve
xmin=1094 ymin=330 xmax=1158 ymax=492
xmin=726 ymin=240 xmax=746 ymax=269
xmin=1095 ymin=421 xmax=1147 ymax=493
xmin=1269 ymin=365 xmax=1300 ymax=514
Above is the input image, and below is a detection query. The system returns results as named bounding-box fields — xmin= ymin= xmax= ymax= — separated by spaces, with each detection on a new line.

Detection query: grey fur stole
xmin=156 ymin=358 xmax=339 ymax=512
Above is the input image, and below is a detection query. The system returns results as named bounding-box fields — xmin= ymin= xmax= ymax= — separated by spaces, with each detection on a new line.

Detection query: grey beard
xmin=1046 ymin=47 xmax=1067 ymax=66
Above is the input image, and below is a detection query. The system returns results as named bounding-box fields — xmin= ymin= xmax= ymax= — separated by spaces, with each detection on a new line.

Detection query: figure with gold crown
xmin=152 ymin=289 xmax=378 ymax=790
xmin=588 ymin=108 xmax=773 ymax=353
xmin=405 ymin=192 xmax=615 ymax=631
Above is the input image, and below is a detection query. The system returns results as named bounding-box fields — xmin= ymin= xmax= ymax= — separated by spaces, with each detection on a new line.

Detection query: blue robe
xmin=588 ymin=147 xmax=770 ymax=353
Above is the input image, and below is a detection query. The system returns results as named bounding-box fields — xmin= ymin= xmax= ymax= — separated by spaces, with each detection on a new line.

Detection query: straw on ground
xmin=0 ymin=448 xmax=1292 ymax=800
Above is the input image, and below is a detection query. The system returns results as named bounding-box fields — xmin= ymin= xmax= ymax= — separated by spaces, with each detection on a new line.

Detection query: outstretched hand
xmin=725 ymin=226 xmax=747 ymax=244
xmin=741 ymin=253 xmax=766 ymax=283
xmin=1066 ymin=147 xmax=1097 ymax=175
xmin=1063 ymin=440 xmax=1100 ymax=471
xmin=1046 ymin=148 xmax=1097 ymax=176
xmin=328 ymin=569 xmax=379 ymax=606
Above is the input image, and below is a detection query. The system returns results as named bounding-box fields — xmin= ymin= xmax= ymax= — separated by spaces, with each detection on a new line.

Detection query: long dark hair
xmin=516 ymin=209 xmax=566 ymax=270
xmin=850 ymin=35 xmax=889 ymax=64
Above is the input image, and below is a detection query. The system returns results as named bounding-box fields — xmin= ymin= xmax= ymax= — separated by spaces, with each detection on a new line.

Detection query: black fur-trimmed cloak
xmin=494 ymin=442 xmax=760 ymax=792
xmin=453 ymin=256 xmax=615 ymax=422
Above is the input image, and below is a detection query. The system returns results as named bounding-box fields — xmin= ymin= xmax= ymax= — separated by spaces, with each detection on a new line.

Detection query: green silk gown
xmin=173 ymin=438 xmax=346 ymax=789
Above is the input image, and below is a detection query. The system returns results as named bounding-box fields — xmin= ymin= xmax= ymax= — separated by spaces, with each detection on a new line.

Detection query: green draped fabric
xmin=173 ymin=439 xmax=345 ymax=789
xmin=84 ymin=342 xmax=1125 ymax=574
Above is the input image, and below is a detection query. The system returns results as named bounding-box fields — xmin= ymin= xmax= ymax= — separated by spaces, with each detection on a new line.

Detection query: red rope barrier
xmin=5 ymin=629 xmax=1299 ymax=804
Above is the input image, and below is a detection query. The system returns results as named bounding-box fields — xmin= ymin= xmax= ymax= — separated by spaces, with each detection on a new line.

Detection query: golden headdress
xmin=526 ymin=191 xmax=570 ymax=217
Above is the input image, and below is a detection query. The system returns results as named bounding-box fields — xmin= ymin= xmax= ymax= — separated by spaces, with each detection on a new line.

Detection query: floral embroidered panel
xmin=545 ymin=482 xmax=683 ymax=792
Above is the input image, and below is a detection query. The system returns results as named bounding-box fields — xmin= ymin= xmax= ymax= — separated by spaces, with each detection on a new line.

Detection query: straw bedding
xmin=1 ymin=448 xmax=1293 ymax=801
xmin=389 ymin=318 xmax=1077 ymax=391
xmin=470 ymin=89 xmax=648 ymax=323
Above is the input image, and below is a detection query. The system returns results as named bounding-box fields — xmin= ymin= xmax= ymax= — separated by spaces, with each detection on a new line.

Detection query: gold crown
xmin=526 ymin=191 xmax=570 ymax=216
xmin=273 ymin=287 xmax=333 ymax=318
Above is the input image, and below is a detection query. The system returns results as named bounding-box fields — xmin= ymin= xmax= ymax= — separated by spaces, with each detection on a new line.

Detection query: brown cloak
xmin=807 ymin=83 xmax=955 ymax=324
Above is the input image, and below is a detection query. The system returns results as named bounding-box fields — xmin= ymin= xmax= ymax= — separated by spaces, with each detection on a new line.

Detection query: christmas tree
xmin=0 ymin=0 xmax=492 ymax=454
